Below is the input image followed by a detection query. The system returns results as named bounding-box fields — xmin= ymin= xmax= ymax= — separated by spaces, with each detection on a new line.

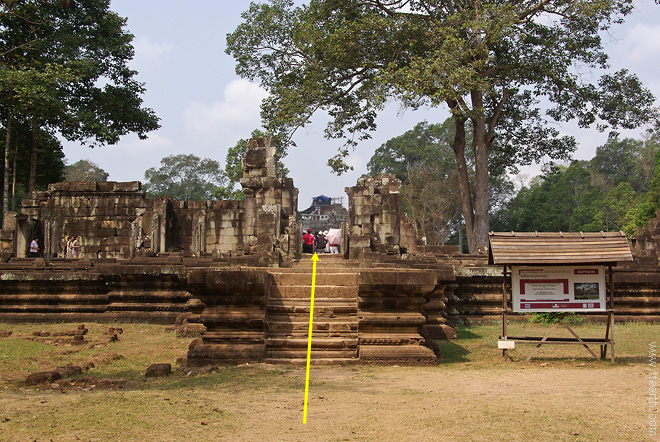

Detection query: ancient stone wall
xmin=240 ymin=137 xmax=299 ymax=261
xmin=344 ymin=174 xmax=420 ymax=260
xmin=630 ymin=209 xmax=660 ymax=265
xmin=21 ymin=181 xmax=149 ymax=259
xmin=3 ymin=137 xmax=299 ymax=265
xmin=0 ymin=257 xmax=195 ymax=324
xmin=165 ymin=200 xmax=244 ymax=256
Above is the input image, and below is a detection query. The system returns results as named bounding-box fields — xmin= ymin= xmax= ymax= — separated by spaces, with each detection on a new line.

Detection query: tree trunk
xmin=11 ymin=137 xmax=18 ymax=211
xmin=29 ymin=118 xmax=39 ymax=195
xmin=471 ymin=90 xmax=490 ymax=254
xmin=3 ymin=112 xmax=12 ymax=221
xmin=450 ymin=112 xmax=476 ymax=254
xmin=458 ymin=218 xmax=464 ymax=254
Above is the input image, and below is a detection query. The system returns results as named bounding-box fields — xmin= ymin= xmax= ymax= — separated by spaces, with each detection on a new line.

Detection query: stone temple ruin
xmin=7 ymin=138 xmax=298 ymax=263
xmin=0 ymin=136 xmax=659 ymax=366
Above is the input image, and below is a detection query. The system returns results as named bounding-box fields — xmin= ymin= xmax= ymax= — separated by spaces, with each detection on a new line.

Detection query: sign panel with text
xmin=511 ymin=266 xmax=606 ymax=312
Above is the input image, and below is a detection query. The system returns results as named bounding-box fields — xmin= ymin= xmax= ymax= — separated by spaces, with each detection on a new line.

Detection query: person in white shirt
xmin=29 ymin=238 xmax=39 ymax=257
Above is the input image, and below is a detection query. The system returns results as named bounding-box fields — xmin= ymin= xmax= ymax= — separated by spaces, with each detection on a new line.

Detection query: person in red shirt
xmin=302 ymin=228 xmax=315 ymax=253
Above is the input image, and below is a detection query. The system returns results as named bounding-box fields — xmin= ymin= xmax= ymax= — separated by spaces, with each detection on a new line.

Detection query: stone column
xmin=44 ymin=219 xmax=58 ymax=261
xmin=239 ymin=137 xmax=300 ymax=263
xmin=192 ymin=213 xmax=206 ymax=256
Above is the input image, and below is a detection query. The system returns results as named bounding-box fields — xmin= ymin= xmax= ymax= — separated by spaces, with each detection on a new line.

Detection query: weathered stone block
xmin=145 ymin=363 xmax=171 ymax=377
xmin=113 ymin=181 xmax=142 ymax=192
xmin=350 ymin=235 xmax=371 ymax=248
xmin=26 ymin=371 xmax=62 ymax=385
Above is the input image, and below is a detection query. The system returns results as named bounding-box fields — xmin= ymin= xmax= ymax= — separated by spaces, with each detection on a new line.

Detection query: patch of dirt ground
xmin=244 ymin=363 xmax=649 ymax=442
xmin=0 ymin=362 xmax=652 ymax=442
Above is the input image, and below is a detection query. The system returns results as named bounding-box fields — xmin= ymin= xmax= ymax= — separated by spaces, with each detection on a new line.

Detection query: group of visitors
xmin=302 ymin=228 xmax=340 ymax=254
xmin=28 ymin=235 xmax=82 ymax=258
xmin=64 ymin=236 xmax=82 ymax=258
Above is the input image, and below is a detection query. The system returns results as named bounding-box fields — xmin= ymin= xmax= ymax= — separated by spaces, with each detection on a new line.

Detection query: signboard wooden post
xmin=489 ymin=232 xmax=633 ymax=363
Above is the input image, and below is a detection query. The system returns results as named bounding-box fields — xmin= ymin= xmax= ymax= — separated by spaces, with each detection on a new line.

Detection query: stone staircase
xmin=265 ymin=254 xmax=361 ymax=364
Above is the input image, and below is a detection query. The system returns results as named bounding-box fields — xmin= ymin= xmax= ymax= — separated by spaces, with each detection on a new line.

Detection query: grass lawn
xmin=0 ymin=321 xmax=656 ymax=442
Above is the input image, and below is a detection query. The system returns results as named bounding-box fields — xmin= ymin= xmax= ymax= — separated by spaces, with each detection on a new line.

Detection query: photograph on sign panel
xmin=574 ymin=282 xmax=600 ymax=300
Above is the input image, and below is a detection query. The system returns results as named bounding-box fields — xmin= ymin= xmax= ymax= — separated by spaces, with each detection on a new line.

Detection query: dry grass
xmin=0 ymin=321 xmax=656 ymax=442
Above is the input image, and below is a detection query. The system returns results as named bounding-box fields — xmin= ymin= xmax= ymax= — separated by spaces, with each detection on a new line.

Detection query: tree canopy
xmin=0 ymin=0 xmax=160 ymax=215
xmin=64 ymin=159 xmax=109 ymax=183
xmin=491 ymin=131 xmax=660 ymax=236
xmin=367 ymin=118 xmax=513 ymax=248
xmin=227 ymin=0 xmax=659 ymax=253
xmin=144 ymin=154 xmax=227 ymax=201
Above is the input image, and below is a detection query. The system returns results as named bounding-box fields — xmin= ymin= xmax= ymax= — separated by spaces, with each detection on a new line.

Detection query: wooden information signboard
xmin=512 ymin=265 xmax=607 ymax=312
xmin=489 ymin=232 xmax=634 ymax=362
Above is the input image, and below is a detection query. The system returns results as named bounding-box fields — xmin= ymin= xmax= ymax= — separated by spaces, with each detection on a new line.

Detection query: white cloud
xmin=620 ymin=23 xmax=660 ymax=62
xmin=132 ymin=35 xmax=176 ymax=59
xmin=345 ymin=154 xmax=366 ymax=173
xmin=115 ymin=132 xmax=175 ymax=155
xmin=183 ymin=80 xmax=268 ymax=140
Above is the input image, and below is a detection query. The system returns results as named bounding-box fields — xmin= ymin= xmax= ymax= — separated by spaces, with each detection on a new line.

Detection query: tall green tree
xmin=493 ymin=161 xmax=601 ymax=232
xmin=0 ymin=0 xmax=159 ymax=215
xmin=227 ymin=0 xmax=658 ymax=253
xmin=367 ymin=120 xmax=457 ymax=181
xmin=0 ymin=63 xmax=73 ymax=214
xmin=64 ymin=159 xmax=109 ymax=182
xmin=623 ymin=150 xmax=660 ymax=236
xmin=492 ymin=158 xmax=643 ymax=234
xmin=144 ymin=154 xmax=227 ymax=201
xmin=1 ymin=120 xmax=65 ymax=211
xmin=367 ymin=118 xmax=513 ymax=248
xmin=589 ymin=137 xmax=646 ymax=192
xmin=591 ymin=182 xmax=638 ymax=232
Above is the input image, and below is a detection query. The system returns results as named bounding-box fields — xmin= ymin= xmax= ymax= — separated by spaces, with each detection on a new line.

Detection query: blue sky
xmin=62 ymin=0 xmax=660 ymax=209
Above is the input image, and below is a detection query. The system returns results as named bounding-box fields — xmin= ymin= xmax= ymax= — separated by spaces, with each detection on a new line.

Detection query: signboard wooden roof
xmin=488 ymin=231 xmax=634 ymax=265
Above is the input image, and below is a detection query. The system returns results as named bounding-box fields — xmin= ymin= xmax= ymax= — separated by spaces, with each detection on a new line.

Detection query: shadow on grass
xmin=431 ymin=327 xmax=488 ymax=364
xmin=455 ymin=328 xmax=481 ymax=340
xmin=435 ymin=339 xmax=471 ymax=363
xmin=601 ymin=355 xmax=650 ymax=364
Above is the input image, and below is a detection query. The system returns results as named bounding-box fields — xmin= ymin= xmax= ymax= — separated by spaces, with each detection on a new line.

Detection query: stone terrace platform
xmin=0 ymin=253 xmax=456 ymax=366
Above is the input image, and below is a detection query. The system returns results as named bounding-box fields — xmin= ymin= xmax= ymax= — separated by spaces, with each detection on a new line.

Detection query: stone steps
xmin=266 ymin=349 xmax=358 ymax=359
xmin=267 ymin=321 xmax=357 ymax=338
xmin=265 ymin=266 xmax=360 ymax=363
xmin=266 ymin=337 xmax=358 ymax=348
xmin=269 ymin=285 xmax=357 ymax=299
xmin=269 ymin=271 xmax=358 ymax=285
xmin=292 ymin=255 xmax=354 ymax=268
xmin=267 ymin=303 xmax=357 ymax=316
xmin=264 ymin=357 xmax=362 ymax=366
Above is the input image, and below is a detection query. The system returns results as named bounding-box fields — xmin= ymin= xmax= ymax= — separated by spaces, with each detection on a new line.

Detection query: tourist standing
xmin=302 ymin=228 xmax=315 ymax=253
xmin=326 ymin=229 xmax=341 ymax=254
xmin=316 ymin=231 xmax=326 ymax=253
xmin=66 ymin=236 xmax=74 ymax=258
xmin=29 ymin=238 xmax=39 ymax=257
xmin=72 ymin=236 xmax=81 ymax=258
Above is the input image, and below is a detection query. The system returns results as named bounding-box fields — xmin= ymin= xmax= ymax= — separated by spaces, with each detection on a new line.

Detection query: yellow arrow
xmin=303 ymin=252 xmax=319 ymax=424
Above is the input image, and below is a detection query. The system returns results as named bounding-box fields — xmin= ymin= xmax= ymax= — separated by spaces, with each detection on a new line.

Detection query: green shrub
xmin=529 ymin=312 xmax=582 ymax=325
